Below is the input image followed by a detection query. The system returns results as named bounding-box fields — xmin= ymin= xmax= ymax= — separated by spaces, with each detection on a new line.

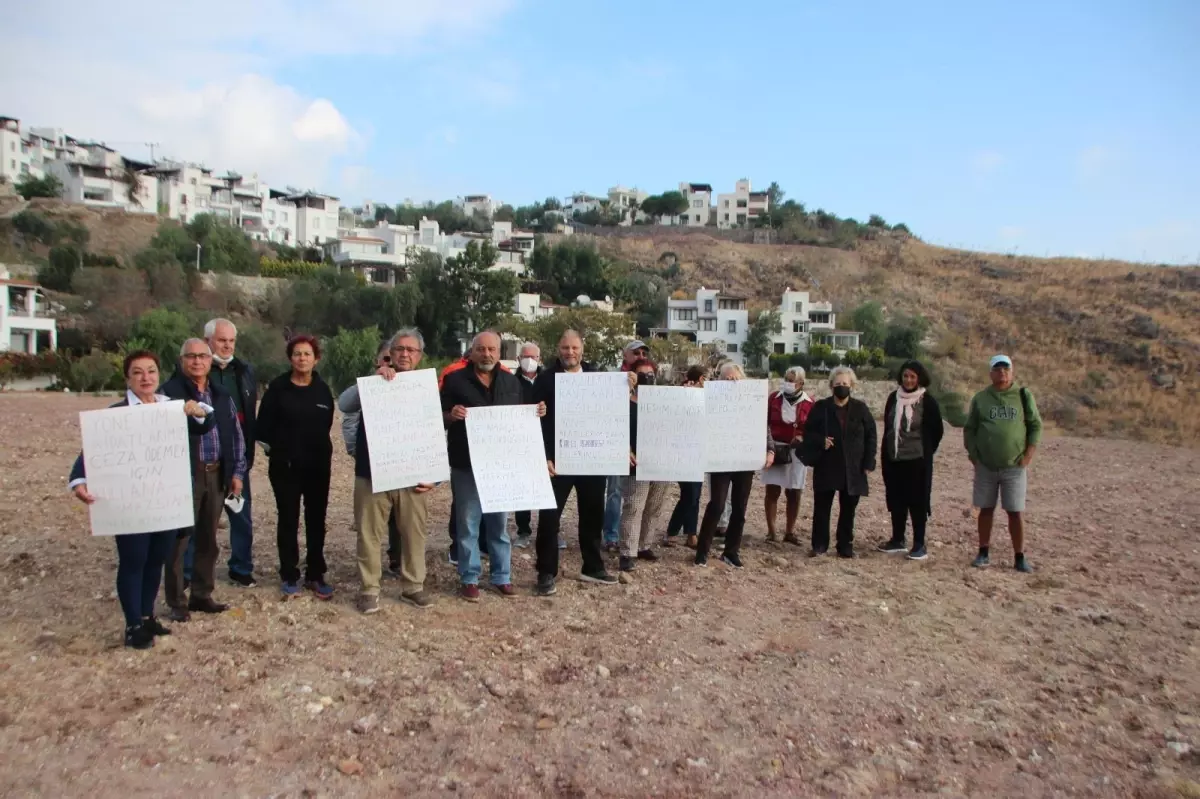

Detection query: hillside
xmin=582 ymin=230 xmax=1200 ymax=446
xmin=0 ymin=196 xmax=166 ymax=264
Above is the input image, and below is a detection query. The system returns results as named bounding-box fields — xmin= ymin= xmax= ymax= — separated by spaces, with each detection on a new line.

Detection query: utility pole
xmin=195 ymin=243 xmax=202 ymax=271
xmin=145 ymin=142 xmax=161 ymax=162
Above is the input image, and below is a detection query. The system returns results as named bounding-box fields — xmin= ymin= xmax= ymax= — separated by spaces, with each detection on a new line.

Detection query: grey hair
xmin=519 ymin=341 xmax=540 ymax=355
xmin=387 ymin=327 xmax=425 ymax=352
xmin=829 ymin=365 xmax=857 ymax=387
xmin=784 ymin=366 xmax=806 ymax=383
xmin=719 ymin=362 xmax=746 ymax=380
xmin=179 ymin=338 xmax=211 ymax=357
xmin=559 ymin=328 xmax=583 ymax=344
xmin=469 ymin=330 xmax=501 ymax=350
xmin=203 ymin=318 xmax=236 ymax=339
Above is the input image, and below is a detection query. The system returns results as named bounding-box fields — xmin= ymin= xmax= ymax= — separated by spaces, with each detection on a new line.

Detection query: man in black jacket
xmin=532 ymin=330 xmax=625 ymax=595
xmin=442 ymin=331 xmax=544 ymax=601
xmin=160 ymin=338 xmax=246 ymax=621
xmin=196 ymin=318 xmax=258 ymax=587
xmin=513 ymin=341 xmax=543 ymax=547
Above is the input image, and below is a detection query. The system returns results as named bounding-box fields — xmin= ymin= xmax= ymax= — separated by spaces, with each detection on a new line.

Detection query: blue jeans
xmin=602 ymin=476 xmax=624 ymax=545
xmin=184 ymin=472 xmax=254 ymax=580
xmin=451 ymin=468 xmax=511 ymax=586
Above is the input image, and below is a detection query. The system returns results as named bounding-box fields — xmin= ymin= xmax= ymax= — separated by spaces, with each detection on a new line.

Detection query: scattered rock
xmin=878 ymin=602 xmax=890 ymax=614
xmin=686 ymin=757 xmax=709 ymax=769
xmin=618 ymin=572 xmax=633 ymax=585
xmin=980 ymin=265 xmax=1018 ymax=280
xmin=625 ymin=705 xmax=644 ymax=720
xmin=483 ymin=677 xmax=509 ymax=698
xmin=639 ymin=767 xmax=649 ymax=777
xmin=306 ymin=702 xmax=325 ymax=715
xmin=1150 ymin=371 xmax=1176 ymax=390
xmin=337 ymin=758 xmax=364 ymax=776
xmin=535 ymin=717 xmax=556 ymax=730
xmin=352 ymin=714 xmax=378 ymax=735
xmin=903 ymin=739 xmax=921 ymax=752
xmin=596 ymin=665 xmax=611 ymax=679
xmin=1167 ymin=742 xmax=1192 ymax=757
xmin=319 ymin=696 xmax=334 ymax=707
xmin=771 ymin=556 xmax=790 ymax=568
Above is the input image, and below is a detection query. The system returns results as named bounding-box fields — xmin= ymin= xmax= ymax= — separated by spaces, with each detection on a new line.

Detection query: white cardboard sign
xmin=466 ymin=405 xmax=558 ymax=513
xmin=553 ymin=371 xmax=630 ymax=476
xmin=357 ymin=369 xmax=451 ymax=492
xmin=634 ymin=386 xmax=707 ymax=482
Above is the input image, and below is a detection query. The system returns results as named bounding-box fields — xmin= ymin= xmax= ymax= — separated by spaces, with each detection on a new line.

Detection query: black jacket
xmin=517 ymin=367 xmax=542 ymax=404
xmin=532 ymin=359 xmax=601 ymax=459
xmin=209 ymin=358 xmax=258 ymax=466
xmin=800 ymin=397 xmax=877 ymax=497
xmin=881 ymin=391 xmax=944 ymax=516
xmin=161 ymin=371 xmax=241 ymax=493
xmin=256 ymin=372 xmax=335 ymax=470
xmin=441 ymin=366 xmax=524 ymax=470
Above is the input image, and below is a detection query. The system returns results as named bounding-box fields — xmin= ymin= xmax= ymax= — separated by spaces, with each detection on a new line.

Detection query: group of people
xmin=68 ymin=319 xmax=1044 ymax=648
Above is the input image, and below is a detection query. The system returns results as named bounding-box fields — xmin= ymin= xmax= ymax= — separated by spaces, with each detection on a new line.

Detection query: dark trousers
xmin=537 ymin=474 xmax=606 ymax=577
xmin=667 ymin=481 xmax=702 ymax=536
xmin=386 ymin=508 xmax=401 ymax=564
xmin=696 ymin=472 xmax=754 ymax=559
xmin=270 ymin=459 xmax=332 ymax=583
xmin=448 ymin=492 xmax=458 ymax=550
xmin=515 ymin=509 xmax=533 ymax=536
xmin=812 ymin=490 xmax=861 ymax=554
xmin=167 ymin=465 xmax=222 ymax=608
xmin=115 ymin=531 xmax=174 ymax=628
xmin=885 ymin=458 xmax=928 ymax=549
xmin=183 ymin=471 xmax=253 ymax=581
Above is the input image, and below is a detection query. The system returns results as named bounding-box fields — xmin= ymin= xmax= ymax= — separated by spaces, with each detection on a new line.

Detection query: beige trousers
xmin=619 ymin=477 xmax=670 ymax=557
xmin=354 ymin=477 xmax=428 ymax=596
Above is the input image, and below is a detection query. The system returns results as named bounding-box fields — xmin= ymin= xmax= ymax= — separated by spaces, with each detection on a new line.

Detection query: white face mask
xmin=519 ymin=357 xmax=538 ymax=373
xmin=212 ymin=353 xmax=234 ymax=367
xmin=780 ymin=381 xmax=796 ymax=394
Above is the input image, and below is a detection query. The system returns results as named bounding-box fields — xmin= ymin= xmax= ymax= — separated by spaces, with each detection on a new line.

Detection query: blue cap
xmin=989 ymin=354 xmax=1012 ymax=369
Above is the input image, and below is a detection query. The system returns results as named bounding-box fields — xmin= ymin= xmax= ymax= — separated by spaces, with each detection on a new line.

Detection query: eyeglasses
xmin=181 ymin=353 xmax=212 ymax=360
xmin=391 ymin=346 xmax=421 ymax=355
xmin=380 ymin=355 xmax=392 ymax=364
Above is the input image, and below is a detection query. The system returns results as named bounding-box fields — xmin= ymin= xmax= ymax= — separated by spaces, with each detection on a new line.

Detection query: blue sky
xmin=4 ymin=0 xmax=1198 ymax=262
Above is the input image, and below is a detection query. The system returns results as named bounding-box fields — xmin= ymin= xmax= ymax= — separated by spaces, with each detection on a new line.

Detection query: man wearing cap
xmin=602 ymin=340 xmax=650 ymax=550
xmin=963 ymin=355 xmax=1043 ymax=573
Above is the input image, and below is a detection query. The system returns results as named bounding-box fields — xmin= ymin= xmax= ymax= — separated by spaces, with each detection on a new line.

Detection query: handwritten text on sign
xmin=554 ymin=372 xmax=630 ymax=476
xmin=357 ymin=369 xmax=451 ymax=492
xmin=635 ymin=386 xmax=706 ymax=482
xmin=466 ymin=405 xmax=558 ymax=513
xmin=79 ymin=401 xmax=195 ymax=536
xmin=704 ymin=379 xmax=769 ymax=472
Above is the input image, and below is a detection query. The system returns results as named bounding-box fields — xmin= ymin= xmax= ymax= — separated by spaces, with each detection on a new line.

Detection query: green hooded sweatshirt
xmin=963 ymin=384 xmax=1043 ymax=470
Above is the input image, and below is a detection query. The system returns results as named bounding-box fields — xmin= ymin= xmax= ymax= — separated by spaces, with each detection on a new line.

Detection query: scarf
xmin=893 ymin=387 xmax=925 ymax=454
xmin=779 ymin=391 xmax=810 ymax=425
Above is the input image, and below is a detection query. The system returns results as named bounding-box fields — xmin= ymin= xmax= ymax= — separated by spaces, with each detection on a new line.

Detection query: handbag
xmin=771 ymin=440 xmax=793 ymax=465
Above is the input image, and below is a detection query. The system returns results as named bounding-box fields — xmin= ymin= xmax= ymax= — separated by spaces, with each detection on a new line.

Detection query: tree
xmin=809 ymin=343 xmax=834 ymax=368
xmin=118 ymin=165 xmax=145 ymax=207
xmin=766 ymin=181 xmax=785 ymax=210
xmin=848 ymin=301 xmax=886 ymax=349
xmin=38 ymin=246 xmax=81 ymax=292
xmin=14 ymin=174 xmax=63 ymax=200
xmin=843 ymin=348 xmax=870 ymax=368
xmin=445 ymin=241 xmax=520 ymax=337
xmin=126 ymin=307 xmax=194 ymax=368
xmin=883 ymin=315 xmax=928 ymax=359
xmin=743 ymin=309 xmax=782 ymax=370
xmin=659 ymin=191 xmax=687 ymax=219
xmin=891 ymin=222 xmax=912 ymax=235
xmin=867 ymin=214 xmax=888 ymax=228
xmin=186 ymin=214 xmax=259 ymax=274
xmin=322 ymin=326 xmax=382 ymax=392
xmin=495 ymin=306 xmax=633 ymax=369
xmin=493 ymin=204 xmax=515 ymax=222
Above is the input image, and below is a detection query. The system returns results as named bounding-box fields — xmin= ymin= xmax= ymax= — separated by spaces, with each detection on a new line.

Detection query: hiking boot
xmin=460 ymin=584 xmax=481 ymax=602
xmin=124 ymin=625 xmax=154 ymax=650
xmin=1014 ymin=556 xmax=1034 ymax=573
xmin=401 ymin=590 xmax=433 ymax=608
xmin=142 ymin=616 xmax=171 ymax=637
xmin=720 ymin=553 xmax=744 ymax=569
xmin=836 ymin=548 xmax=856 ymax=559
xmin=494 ymin=583 xmax=517 ymax=597
xmin=971 ymin=553 xmax=990 ymax=568
xmin=386 ymin=560 xmax=401 ymax=576
xmin=357 ymin=594 xmax=380 ymax=614
xmin=281 ymin=581 xmax=303 ymax=598
xmin=876 ymin=539 xmax=907 ymax=554
xmin=305 ymin=580 xmax=334 ymax=600
xmin=637 ymin=549 xmax=659 ymax=562
xmin=907 ymin=546 xmax=929 ymax=561
xmin=536 ymin=574 xmax=557 ymax=596
xmin=618 ymin=556 xmax=636 ymax=572
xmin=229 ymin=571 xmax=257 ymax=588
xmin=580 ymin=570 xmax=618 ymax=585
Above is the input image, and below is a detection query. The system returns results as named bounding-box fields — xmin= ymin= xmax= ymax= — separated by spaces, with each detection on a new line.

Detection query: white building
xmin=0 ymin=118 xmax=28 ymax=183
xmin=563 ymin=192 xmax=605 ymax=219
xmin=653 ymin=286 xmax=749 ymax=364
xmin=457 ymin=194 xmax=496 ymax=219
xmin=608 ymin=185 xmax=648 ymax=225
xmin=716 ymin=179 xmax=770 ymax=229
xmin=676 ymin=182 xmax=713 ymax=226
xmin=0 ymin=269 xmax=56 ymax=354
xmin=770 ymin=287 xmax=862 ymax=355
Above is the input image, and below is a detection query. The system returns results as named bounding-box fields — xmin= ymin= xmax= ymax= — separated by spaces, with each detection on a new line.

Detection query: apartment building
xmin=607 ymin=185 xmax=648 ymax=225
xmin=456 ymin=194 xmax=496 ymax=219
xmin=652 ymin=286 xmax=749 ymax=364
xmin=770 ymin=287 xmax=862 ymax=355
xmin=44 ymin=142 xmax=158 ymax=213
xmin=562 ymin=192 xmax=605 ymax=219
xmin=1 ymin=269 xmax=57 ymax=354
xmin=715 ymin=179 xmax=770 ymax=229
xmin=676 ymin=182 xmax=713 ymax=227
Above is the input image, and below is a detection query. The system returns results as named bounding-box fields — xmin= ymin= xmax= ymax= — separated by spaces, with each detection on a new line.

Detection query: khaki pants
xmin=619 ymin=478 xmax=670 ymax=558
xmin=355 ymin=477 xmax=428 ymax=596
xmin=166 ymin=464 xmax=222 ymax=608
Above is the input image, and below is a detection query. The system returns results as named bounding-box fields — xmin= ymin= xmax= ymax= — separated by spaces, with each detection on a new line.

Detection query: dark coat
xmin=532 ymin=359 xmax=601 ymax=459
xmin=255 ymin=371 xmax=335 ymax=470
xmin=209 ymin=358 xmax=258 ymax=466
xmin=799 ymin=397 xmax=877 ymax=496
xmin=161 ymin=371 xmax=241 ymax=493
xmin=441 ymin=366 xmax=524 ymax=470
xmin=881 ymin=391 xmax=944 ymax=516
xmin=517 ymin=367 xmax=542 ymax=404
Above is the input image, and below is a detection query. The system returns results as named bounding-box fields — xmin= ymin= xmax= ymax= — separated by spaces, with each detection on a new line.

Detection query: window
xmin=700 ymin=318 xmax=716 ymax=331
xmin=20 ymin=163 xmax=28 ymax=174
xmin=726 ymin=343 xmax=738 ymax=353
xmin=794 ymin=302 xmax=803 ymax=313
xmin=694 ymin=214 xmax=702 ymax=223
xmin=723 ymin=200 xmax=729 ymax=208
xmin=773 ymin=343 xmax=785 ymax=354
xmin=736 ymin=213 xmax=747 ymax=225
xmin=703 ymin=299 xmax=713 ymax=312
xmin=692 ymin=199 xmax=703 ymax=208
xmin=727 ymin=320 xmax=737 ymax=334
xmin=189 ymin=177 xmax=196 ymax=185
xmin=675 ymin=308 xmax=696 ymax=321
xmin=736 ymin=199 xmax=747 ymax=208
xmin=313 ymin=217 xmax=320 ymax=229
xmin=723 ymin=213 xmax=729 ymax=221
xmin=793 ymin=321 xmax=804 ymax=333
xmin=792 ymin=343 xmax=801 ymax=353
xmin=810 ymin=312 xmax=831 ymax=325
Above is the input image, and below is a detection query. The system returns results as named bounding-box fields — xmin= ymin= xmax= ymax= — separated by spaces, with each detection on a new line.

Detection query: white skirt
xmin=761 ymin=458 xmax=808 ymax=490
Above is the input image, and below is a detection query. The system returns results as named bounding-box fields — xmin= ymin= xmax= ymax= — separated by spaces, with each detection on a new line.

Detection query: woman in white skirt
xmin=762 ymin=367 xmax=814 ymax=545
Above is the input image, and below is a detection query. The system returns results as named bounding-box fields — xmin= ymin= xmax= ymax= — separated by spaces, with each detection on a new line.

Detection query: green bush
xmin=67 ymin=351 xmax=123 ymax=392
xmin=322 ymin=326 xmax=383 ymax=393
xmin=12 ymin=210 xmax=56 ymax=244
xmin=843 ymin=348 xmax=870 ymax=368
xmin=39 ymin=245 xmax=80 ymax=292
xmin=260 ymin=258 xmax=326 ymax=278
xmin=0 ymin=352 xmax=61 ymax=387
xmin=128 ymin=308 xmax=194 ymax=369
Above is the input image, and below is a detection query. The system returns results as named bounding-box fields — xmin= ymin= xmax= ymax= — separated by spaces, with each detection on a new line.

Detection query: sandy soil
xmin=1 ymin=394 xmax=1198 ymax=798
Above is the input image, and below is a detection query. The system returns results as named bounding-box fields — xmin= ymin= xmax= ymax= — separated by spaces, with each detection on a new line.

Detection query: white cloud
xmin=0 ymin=0 xmax=516 ymax=192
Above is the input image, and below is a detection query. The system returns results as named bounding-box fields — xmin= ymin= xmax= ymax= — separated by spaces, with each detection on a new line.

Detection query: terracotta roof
xmin=0 ymin=278 xmax=40 ymax=288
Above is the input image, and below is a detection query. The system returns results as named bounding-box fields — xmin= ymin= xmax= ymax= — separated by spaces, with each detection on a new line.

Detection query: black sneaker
xmin=636 ymin=549 xmax=659 ymax=562
xmin=124 ymin=625 xmax=154 ymax=650
xmin=142 ymin=616 xmax=171 ymax=637
xmin=876 ymin=539 xmax=907 ymax=554
xmin=536 ymin=574 xmax=557 ymax=596
xmin=580 ymin=570 xmax=618 ymax=585
xmin=1014 ymin=556 xmax=1034 ymax=573
xmin=694 ymin=553 xmax=708 ymax=567
xmin=907 ymin=546 xmax=928 ymax=561
xmin=618 ymin=556 xmax=636 ymax=572
xmin=808 ymin=548 xmax=827 ymax=558
xmin=229 ymin=571 xmax=257 ymax=588
xmin=971 ymin=553 xmax=990 ymax=568
xmin=836 ymin=549 xmax=856 ymax=559
xmin=720 ymin=553 xmax=743 ymax=569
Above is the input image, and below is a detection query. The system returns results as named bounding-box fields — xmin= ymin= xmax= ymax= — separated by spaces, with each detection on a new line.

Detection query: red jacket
xmin=768 ymin=391 xmax=813 ymax=443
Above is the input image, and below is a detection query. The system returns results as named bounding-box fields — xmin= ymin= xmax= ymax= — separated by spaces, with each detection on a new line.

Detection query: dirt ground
xmin=1 ymin=394 xmax=1198 ymax=798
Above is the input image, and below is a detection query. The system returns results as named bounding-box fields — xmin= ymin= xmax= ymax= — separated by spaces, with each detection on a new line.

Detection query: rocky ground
xmin=1 ymin=394 xmax=1198 ymax=798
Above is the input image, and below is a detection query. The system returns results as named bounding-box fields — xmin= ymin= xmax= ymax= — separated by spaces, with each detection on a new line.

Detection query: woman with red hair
xmin=256 ymin=335 xmax=336 ymax=599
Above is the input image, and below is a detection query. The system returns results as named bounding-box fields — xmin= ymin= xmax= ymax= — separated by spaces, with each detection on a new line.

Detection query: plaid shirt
xmin=196 ymin=384 xmax=247 ymax=482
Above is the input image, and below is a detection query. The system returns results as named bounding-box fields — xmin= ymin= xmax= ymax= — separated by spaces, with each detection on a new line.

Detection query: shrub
xmin=768 ymin=353 xmax=791 ymax=376
xmin=82 ymin=253 xmax=121 ymax=268
xmin=0 ymin=352 xmax=60 ymax=388
xmin=12 ymin=210 xmax=56 ymax=244
xmin=67 ymin=351 xmax=123 ymax=392
xmin=322 ymin=326 xmax=383 ymax=393
xmin=883 ymin=315 xmax=928 ymax=359
xmin=260 ymin=258 xmax=325 ymax=278
xmin=39 ymin=245 xmax=80 ymax=292
xmin=843 ymin=348 xmax=870 ymax=368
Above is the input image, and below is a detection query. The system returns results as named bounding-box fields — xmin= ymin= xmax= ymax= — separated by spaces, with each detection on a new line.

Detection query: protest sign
xmin=79 ymin=401 xmax=194 ymax=536
xmin=466 ymin=405 xmax=558 ymax=513
xmin=357 ymin=369 xmax=450 ymax=492
xmin=634 ymin=386 xmax=706 ymax=482
xmin=554 ymin=371 xmax=630 ymax=475
xmin=704 ymin=379 xmax=769 ymax=472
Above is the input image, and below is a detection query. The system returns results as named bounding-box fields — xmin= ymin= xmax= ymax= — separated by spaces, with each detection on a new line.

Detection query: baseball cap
xmin=989 ymin=354 xmax=1013 ymax=369
xmin=625 ymin=340 xmax=648 ymax=352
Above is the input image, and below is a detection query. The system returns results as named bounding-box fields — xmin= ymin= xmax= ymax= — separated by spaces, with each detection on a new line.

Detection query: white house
xmin=608 ymin=185 xmax=648 ymax=225
xmin=770 ymin=287 xmax=862 ymax=355
xmin=676 ymin=182 xmax=713 ymax=226
xmin=653 ymin=286 xmax=749 ymax=364
xmin=42 ymin=142 xmax=159 ymax=213
xmin=457 ymin=194 xmax=496 ymax=219
xmin=716 ymin=179 xmax=770 ymax=229
xmin=563 ymin=192 xmax=605 ymax=219
xmin=0 ymin=269 xmax=56 ymax=354
xmin=0 ymin=118 xmax=29 ymax=183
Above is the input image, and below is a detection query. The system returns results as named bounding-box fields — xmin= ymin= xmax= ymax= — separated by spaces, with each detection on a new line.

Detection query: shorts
xmin=972 ymin=464 xmax=1027 ymax=513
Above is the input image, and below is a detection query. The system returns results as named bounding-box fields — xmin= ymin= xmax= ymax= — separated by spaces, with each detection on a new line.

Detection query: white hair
xmin=388 ymin=327 xmax=425 ymax=352
xmin=470 ymin=330 xmax=501 ymax=350
xmin=179 ymin=338 xmax=211 ymax=357
xmin=829 ymin=366 xmax=857 ymax=387
xmin=519 ymin=341 xmax=540 ymax=356
xmin=784 ymin=366 xmax=806 ymax=383
xmin=203 ymin=318 xmax=237 ymax=339
xmin=719 ymin=362 xmax=746 ymax=380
